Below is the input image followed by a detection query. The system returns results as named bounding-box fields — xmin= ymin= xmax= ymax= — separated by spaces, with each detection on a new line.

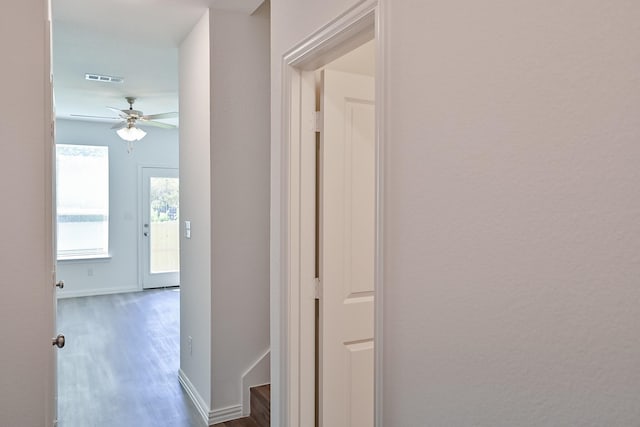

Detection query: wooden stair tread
xmin=212 ymin=417 xmax=259 ymax=427
xmin=250 ymin=384 xmax=270 ymax=405
xmin=213 ymin=384 xmax=270 ymax=427
xmin=249 ymin=384 xmax=270 ymax=427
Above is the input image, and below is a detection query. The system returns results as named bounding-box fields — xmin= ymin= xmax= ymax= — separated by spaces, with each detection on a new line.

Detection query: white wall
xmin=271 ymin=0 xmax=640 ymax=426
xmin=179 ymin=9 xmax=213 ymax=410
xmin=55 ymin=119 xmax=179 ymax=298
xmin=0 ymin=1 xmax=54 ymax=425
xmin=179 ymin=6 xmax=270 ymax=422
xmin=209 ymin=4 xmax=271 ymax=411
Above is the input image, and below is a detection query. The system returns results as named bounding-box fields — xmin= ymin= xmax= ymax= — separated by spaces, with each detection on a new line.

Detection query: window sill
xmin=57 ymin=255 xmax=112 ymax=263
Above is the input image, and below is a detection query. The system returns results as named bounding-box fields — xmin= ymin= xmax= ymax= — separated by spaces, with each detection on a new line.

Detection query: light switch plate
xmin=184 ymin=220 xmax=191 ymax=239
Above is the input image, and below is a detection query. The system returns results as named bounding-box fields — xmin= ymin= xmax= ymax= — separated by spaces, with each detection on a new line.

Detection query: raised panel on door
xmin=319 ymin=69 xmax=375 ymax=427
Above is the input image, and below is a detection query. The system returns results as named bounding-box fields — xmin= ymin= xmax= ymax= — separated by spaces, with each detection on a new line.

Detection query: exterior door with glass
xmin=141 ymin=167 xmax=180 ymax=289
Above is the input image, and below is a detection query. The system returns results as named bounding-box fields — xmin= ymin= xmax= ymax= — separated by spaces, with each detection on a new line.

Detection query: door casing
xmin=277 ymin=1 xmax=386 ymax=425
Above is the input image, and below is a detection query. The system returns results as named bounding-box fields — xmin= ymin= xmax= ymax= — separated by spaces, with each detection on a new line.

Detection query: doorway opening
xmin=277 ymin=1 xmax=384 ymax=425
xmin=50 ymin=0 xmax=187 ymax=424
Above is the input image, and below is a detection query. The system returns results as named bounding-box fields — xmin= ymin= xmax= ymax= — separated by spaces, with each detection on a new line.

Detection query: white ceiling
xmin=52 ymin=0 xmax=264 ymax=125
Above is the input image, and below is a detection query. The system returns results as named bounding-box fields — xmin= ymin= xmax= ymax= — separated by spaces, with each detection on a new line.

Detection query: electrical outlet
xmin=87 ymin=268 xmax=94 ymax=276
xmin=188 ymin=336 xmax=193 ymax=356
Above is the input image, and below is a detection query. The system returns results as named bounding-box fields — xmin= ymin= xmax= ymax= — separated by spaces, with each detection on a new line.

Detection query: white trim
xmin=373 ymin=2 xmax=388 ymax=426
xmin=56 ymin=286 xmax=139 ymax=299
xmin=178 ymin=369 xmax=213 ymax=425
xmin=178 ymin=370 xmax=208 ymax=422
xmin=211 ymin=405 xmax=244 ymax=424
xmin=282 ymin=1 xmax=376 ymax=69
xmin=57 ymin=255 xmax=112 ymax=262
xmin=241 ymin=348 xmax=271 ymax=416
xmin=298 ymin=69 xmax=317 ymax=426
xmin=277 ymin=1 xmax=384 ymax=426
xmin=179 ymin=369 xmax=244 ymax=425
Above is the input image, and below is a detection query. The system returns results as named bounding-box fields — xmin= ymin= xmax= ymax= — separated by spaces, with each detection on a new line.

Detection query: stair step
xmin=212 ymin=417 xmax=259 ymax=427
xmin=249 ymin=384 xmax=270 ymax=427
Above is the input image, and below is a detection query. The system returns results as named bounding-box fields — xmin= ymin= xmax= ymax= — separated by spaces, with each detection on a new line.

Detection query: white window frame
xmin=55 ymin=144 xmax=110 ymax=261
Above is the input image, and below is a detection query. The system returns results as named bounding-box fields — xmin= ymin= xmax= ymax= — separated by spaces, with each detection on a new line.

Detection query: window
xmin=56 ymin=144 xmax=109 ymax=259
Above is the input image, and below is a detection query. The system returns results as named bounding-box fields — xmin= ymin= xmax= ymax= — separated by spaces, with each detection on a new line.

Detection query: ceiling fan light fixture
xmin=116 ymin=125 xmax=147 ymax=142
xmin=104 ymin=97 xmax=175 ymax=152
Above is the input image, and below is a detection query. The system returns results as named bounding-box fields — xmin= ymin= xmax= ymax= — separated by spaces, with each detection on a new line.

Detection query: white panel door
xmin=319 ymin=69 xmax=375 ymax=427
xmin=48 ymin=6 xmax=60 ymax=423
xmin=141 ymin=167 xmax=180 ymax=289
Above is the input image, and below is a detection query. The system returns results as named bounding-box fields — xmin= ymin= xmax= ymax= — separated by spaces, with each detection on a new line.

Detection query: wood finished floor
xmin=57 ymin=289 xmax=205 ymax=427
xmin=212 ymin=417 xmax=260 ymax=427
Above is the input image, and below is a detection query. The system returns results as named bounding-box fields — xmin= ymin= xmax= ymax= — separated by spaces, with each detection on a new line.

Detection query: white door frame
xmin=277 ymin=1 xmax=386 ymax=425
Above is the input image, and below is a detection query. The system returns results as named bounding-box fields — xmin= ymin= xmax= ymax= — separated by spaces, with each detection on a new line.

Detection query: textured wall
xmin=179 ymin=9 xmax=213 ymax=408
xmin=179 ymin=5 xmax=271 ymax=418
xmin=209 ymin=3 xmax=271 ymax=411
xmin=383 ymin=1 xmax=640 ymax=425
xmin=271 ymin=0 xmax=640 ymax=425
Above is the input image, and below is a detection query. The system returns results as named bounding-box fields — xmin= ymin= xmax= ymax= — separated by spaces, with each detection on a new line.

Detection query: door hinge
xmin=50 ymin=121 xmax=55 ymax=138
xmin=314 ymin=277 xmax=321 ymax=299
xmin=314 ymin=111 xmax=322 ymax=133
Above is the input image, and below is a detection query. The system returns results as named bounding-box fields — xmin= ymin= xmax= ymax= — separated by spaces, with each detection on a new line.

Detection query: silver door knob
xmin=52 ymin=334 xmax=65 ymax=348
xmin=56 ymin=280 xmax=64 ymax=289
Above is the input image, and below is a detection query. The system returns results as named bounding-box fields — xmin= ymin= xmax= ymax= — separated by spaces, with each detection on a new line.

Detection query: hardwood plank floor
xmin=212 ymin=417 xmax=260 ymax=427
xmin=57 ymin=289 xmax=205 ymax=427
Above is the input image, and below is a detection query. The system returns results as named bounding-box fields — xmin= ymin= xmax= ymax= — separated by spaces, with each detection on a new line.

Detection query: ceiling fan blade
xmin=138 ymin=120 xmax=177 ymax=129
xmin=142 ymin=112 xmax=178 ymax=120
xmin=107 ymin=107 xmax=130 ymax=118
xmin=70 ymin=114 xmax=120 ymax=120
xmin=111 ymin=122 xmax=127 ymax=130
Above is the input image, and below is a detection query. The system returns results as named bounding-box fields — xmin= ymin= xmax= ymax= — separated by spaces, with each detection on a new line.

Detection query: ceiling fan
xmin=71 ymin=96 xmax=178 ymax=148
xmin=107 ymin=96 xmax=178 ymax=132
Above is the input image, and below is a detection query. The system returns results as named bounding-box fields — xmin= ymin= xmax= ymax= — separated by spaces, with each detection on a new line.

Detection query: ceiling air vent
xmin=85 ymin=73 xmax=124 ymax=83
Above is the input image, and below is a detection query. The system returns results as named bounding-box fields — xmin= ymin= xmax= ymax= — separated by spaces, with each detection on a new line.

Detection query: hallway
xmin=57 ymin=289 xmax=203 ymax=427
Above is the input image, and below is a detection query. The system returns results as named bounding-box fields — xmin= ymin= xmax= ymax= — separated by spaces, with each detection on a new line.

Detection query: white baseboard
xmin=211 ymin=405 xmax=244 ymax=424
xmin=241 ymin=348 xmax=271 ymax=416
xmin=56 ymin=286 xmax=140 ymax=299
xmin=178 ymin=369 xmax=212 ymax=425
xmin=178 ymin=369 xmax=244 ymax=425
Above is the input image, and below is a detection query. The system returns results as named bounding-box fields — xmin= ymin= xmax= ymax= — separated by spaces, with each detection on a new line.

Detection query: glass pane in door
xmin=150 ymin=177 xmax=179 ymax=273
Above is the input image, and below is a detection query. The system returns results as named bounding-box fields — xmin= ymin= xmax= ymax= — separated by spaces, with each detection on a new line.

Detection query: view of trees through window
xmin=151 ymin=177 xmax=179 ymax=222
xmin=150 ymin=177 xmax=179 ymax=273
